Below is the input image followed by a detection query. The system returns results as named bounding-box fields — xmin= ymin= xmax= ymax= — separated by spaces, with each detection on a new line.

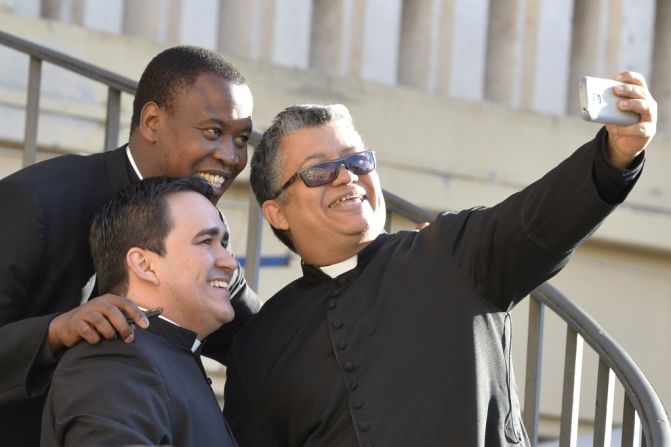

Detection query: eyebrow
xmin=195 ymin=226 xmax=228 ymax=241
xmin=205 ymin=117 xmax=253 ymax=133
xmin=299 ymin=146 xmax=357 ymax=168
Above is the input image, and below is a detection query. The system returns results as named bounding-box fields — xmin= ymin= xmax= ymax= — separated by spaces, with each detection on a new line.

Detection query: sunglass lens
xmin=348 ymin=152 xmax=375 ymax=174
xmin=301 ymin=164 xmax=337 ymax=187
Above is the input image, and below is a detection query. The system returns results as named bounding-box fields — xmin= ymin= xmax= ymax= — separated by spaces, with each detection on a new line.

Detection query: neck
xmin=127 ymin=134 xmax=157 ymax=178
xmin=300 ymin=236 xmax=375 ymax=266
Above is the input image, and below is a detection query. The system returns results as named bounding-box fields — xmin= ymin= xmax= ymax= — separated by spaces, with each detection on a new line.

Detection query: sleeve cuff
xmin=593 ymin=127 xmax=645 ymax=204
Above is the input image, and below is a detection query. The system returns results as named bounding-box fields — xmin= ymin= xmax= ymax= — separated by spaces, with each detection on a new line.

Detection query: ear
xmin=262 ymin=199 xmax=289 ymax=231
xmin=138 ymin=101 xmax=162 ymax=143
xmin=126 ymin=248 xmax=160 ymax=287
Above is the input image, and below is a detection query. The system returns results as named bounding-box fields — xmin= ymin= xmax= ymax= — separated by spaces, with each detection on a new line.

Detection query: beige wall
xmin=0 ymin=11 xmax=668 ymax=431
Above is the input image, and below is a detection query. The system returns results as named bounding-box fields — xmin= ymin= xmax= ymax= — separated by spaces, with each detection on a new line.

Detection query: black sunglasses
xmin=272 ymin=150 xmax=376 ymax=198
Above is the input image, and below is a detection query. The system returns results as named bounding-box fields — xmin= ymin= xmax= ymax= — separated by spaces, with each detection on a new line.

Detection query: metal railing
xmin=1 ymin=30 xmax=669 ymax=446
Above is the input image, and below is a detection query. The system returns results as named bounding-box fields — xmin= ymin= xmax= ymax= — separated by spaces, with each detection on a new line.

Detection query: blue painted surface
xmin=237 ymin=256 xmax=290 ymax=268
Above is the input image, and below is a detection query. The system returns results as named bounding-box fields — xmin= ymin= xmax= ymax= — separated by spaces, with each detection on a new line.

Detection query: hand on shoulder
xmin=46 ymin=294 xmax=149 ymax=355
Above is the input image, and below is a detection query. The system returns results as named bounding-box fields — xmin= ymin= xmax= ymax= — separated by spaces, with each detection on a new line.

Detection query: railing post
xmin=523 ymin=296 xmax=544 ymax=446
xmin=23 ymin=56 xmax=42 ymax=167
xmin=559 ymin=327 xmax=584 ymax=447
xmin=245 ymin=194 xmax=263 ymax=292
xmin=593 ymin=359 xmax=615 ymax=447
xmin=622 ymin=394 xmax=642 ymax=447
xmin=104 ymin=87 xmax=121 ymax=152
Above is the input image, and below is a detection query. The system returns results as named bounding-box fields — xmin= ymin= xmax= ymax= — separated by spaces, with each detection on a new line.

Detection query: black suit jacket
xmin=0 ymin=146 xmax=260 ymax=445
xmin=41 ymin=317 xmax=238 ymax=446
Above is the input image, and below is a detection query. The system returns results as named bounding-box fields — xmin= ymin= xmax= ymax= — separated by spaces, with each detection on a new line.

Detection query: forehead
xmin=172 ymin=73 xmax=253 ymax=120
xmin=279 ymin=121 xmax=363 ymax=168
xmin=166 ymin=191 xmax=226 ymax=234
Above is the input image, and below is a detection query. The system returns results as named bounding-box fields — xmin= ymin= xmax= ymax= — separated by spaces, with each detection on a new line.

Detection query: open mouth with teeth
xmin=197 ymin=173 xmax=226 ymax=190
xmin=329 ymin=192 xmax=366 ymax=208
xmin=208 ymin=280 xmax=229 ymax=289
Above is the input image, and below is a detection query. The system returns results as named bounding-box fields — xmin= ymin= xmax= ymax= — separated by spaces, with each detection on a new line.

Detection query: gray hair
xmin=250 ymin=104 xmax=361 ymax=251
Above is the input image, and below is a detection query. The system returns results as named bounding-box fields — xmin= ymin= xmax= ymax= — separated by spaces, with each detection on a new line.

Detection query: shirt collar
xmin=319 ymin=256 xmax=358 ymax=278
xmin=139 ymin=306 xmax=200 ymax=353
xmin=126 ymin=145 xmax=144 ymax=180
xmin=301 ymin=233 xmax=392 ymax=284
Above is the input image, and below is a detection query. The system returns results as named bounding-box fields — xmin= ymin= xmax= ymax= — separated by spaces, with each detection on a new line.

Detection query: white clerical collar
xmin=126 ymin=146 xmax=144 ymax=180
xmin=319 ymin=255 xmax=358 ymax=278
xmin=139 ymin=306 xmax=201 ymax=353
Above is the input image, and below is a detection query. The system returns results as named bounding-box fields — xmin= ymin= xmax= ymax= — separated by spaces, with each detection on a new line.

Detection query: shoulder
xmin=0 ymin=151 xmax=111 ymax=199
xmin=56 ymin=334 xmax=161 ymax=383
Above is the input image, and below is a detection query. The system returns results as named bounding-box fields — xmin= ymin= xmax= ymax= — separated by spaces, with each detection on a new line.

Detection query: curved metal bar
xmin=531 ymin=283 xmax=671 ymax=446
xmin=0 ymin=30 xmax=137 ymax=94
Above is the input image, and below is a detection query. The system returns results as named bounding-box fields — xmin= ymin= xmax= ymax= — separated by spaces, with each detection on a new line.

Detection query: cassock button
xmin=344 ymin=361 xmax=355 ymax=371
xmin=333 ymin=320 xmax=344 ymax=329
xmin=349 ymin=381 xmax=358 ymax=391
xmin=336 ymin=341 xmax=348 ymax=350
xmin=359 ymin=422 xmax=370 ymax=432
xmin=335 ymin=276 xmax=347 ymax=287
xmin=331 ymin=289 xmax=341 ymax=297
xmin=352 ymin=400 xmax=363 ymax=409
xmin=207 ymin=377 xmax=212 ymax=385
xmin=327 ymin=298 xmax=337 ymax=309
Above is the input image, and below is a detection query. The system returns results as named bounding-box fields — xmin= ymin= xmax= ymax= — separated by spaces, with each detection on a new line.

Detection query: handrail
xmin=2 ymin=29 xmax=669 ymax=446
xmin=0 ymin=30 xmax=137 ymax=94
xmin=531 ymin=283 xmax=671 ymax=446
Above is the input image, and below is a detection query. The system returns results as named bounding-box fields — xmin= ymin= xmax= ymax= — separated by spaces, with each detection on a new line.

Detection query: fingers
xmin=606 ymin=120 xmax=656 ymax=139
xmin=611 ymin=71 xmax=658 ymax=125
xmin=60 ymin=295 xmax=148 ymax=347
xmin=616 ymin=97 xmax=657 ymax=122
xmin=615 ymin=71 xmax=649 ymax=89
xmin=103 ymin=294 xmax=150 ymax=329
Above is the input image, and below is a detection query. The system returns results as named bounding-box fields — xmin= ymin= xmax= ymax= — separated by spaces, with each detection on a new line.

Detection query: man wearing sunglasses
xmin=224 ymin=72 xmax=656 ymax=447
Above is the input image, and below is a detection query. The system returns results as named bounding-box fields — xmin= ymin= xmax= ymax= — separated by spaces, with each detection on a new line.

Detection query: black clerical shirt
xmin=224 ymin=129 xmax=642 ymax=447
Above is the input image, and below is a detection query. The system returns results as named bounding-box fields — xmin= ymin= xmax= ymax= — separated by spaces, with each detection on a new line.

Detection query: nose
xmin=213 ymin=139 xmax=239 ymax=166
xmin=331 ymin=164 xmax=358 ymax=186
xmin=215 ymin=244 xmax=238 ymax=271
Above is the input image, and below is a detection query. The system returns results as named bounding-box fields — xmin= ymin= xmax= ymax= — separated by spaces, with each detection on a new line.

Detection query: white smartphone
xmin=579 ymin=76 xmax=639 ymax=125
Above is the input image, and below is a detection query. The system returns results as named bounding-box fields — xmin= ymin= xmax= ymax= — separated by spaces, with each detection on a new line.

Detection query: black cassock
xmin=42 ymin=316 xmax=238 ymax=446
xmin=224 ymin=128 xmax=643 ymax=447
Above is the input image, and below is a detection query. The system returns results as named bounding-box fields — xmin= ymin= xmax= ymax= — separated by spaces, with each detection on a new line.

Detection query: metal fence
xmin=1 ymin=29 xmax=668 ymax=447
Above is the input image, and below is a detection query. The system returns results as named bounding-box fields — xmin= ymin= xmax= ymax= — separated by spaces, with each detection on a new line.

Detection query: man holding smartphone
xmin=223 ymin=72 xmax=655 ymax=446
xmin=42 ymin=176 xmax=240 ymax=446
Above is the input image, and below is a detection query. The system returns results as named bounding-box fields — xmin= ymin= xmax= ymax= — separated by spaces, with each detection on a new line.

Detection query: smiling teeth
xmin=330 ymin=193 xmax=364 ymax=208
xmin=197 ymin=173 xmax=225 ymax=189
xmin=209 ymin=280 xmax=229 ymax=289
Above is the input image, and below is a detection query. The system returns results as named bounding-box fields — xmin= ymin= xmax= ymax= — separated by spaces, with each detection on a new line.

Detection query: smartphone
xmin=579 ymin=76 xmax=639 ymax=125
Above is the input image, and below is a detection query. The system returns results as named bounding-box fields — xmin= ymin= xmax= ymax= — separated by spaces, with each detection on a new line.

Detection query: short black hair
xmin=90 ymin=176 xmax=213 ymax=295
xmin=130 ymin=45 xmax=246 ymax=134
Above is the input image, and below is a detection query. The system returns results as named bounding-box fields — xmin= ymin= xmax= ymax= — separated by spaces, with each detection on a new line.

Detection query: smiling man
xmin=0 ymin=46 xmax=259 ymax=445
xmin=42 ymin=176 xmax=239 ymax=446
xmin=224 ymin=72 xmax=656 ymax=447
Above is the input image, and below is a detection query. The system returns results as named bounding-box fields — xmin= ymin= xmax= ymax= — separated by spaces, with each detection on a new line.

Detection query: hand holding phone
xmin=579 ymin=76 xmax=639 ymax=125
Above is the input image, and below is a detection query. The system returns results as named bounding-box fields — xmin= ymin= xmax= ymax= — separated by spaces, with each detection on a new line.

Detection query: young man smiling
xmin=42 ymin=176 xmax=240 ymax=446
xmin=224 ymin=72 xmax=656 ymax=446
xmin=0 ymin=46 xmax=259 ymax=445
